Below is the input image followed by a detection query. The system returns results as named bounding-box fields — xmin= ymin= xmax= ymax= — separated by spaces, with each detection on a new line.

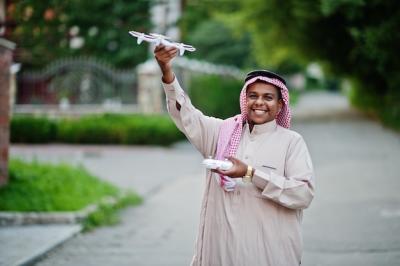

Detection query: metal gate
xmin=16 ymin=57 xmax=138 ymax=115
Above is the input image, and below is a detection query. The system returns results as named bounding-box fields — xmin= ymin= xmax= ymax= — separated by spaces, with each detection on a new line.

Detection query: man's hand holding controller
xmin=203 ymin=156 xmax=254 ymax=179
xmin=203 ymin=158 xmax=233 ymax=171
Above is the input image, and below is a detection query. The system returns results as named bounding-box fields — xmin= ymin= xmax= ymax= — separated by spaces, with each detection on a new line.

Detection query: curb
xmin=0 ymin=195 xmax=119 ymax=226
xmin=17 ymin=225 xmax=82 ymax=266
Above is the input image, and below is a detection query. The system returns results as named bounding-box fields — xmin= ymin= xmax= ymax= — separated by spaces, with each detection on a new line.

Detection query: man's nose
xmin=255 ymin=96 xmax=264 ymax=105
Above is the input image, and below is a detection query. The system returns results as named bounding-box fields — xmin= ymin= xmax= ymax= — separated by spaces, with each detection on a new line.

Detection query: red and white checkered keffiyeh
xmin=214 ymin=76 xmax=291 ymax=192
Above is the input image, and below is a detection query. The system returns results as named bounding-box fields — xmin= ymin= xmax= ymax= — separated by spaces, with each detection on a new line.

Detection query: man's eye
xmin=249 ymin=95 xmax=257 ymax=99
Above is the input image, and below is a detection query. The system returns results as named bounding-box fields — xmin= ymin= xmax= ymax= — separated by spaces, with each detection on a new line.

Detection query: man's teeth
xmin=254 ymin=110 xmax=267 ymax=115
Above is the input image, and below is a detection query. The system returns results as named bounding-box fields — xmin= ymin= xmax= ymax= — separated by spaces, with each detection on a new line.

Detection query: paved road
xmin=297 ymin=119 xmax=400 ymax=266
xmin=9 ymin=92 xmax=400 ymax=266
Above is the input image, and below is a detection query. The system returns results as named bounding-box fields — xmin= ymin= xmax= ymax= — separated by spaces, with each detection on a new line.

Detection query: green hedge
xmin=11 ymin=114 xmax=185 ymax=145
xmin=11 ymin=116 xmax=58 ymax=143
xmin=56 ymin=114 xmax=185 ymax=145
xmin=189 ymin=74 xmax=243 ymax=119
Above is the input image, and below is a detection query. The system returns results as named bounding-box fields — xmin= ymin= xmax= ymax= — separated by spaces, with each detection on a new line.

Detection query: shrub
xmin=57 ymin=114 xmax=127 ymax=144
xmin=10 ymin=116 xmax=57 ymax=143
xmin=189 ymin=74 xmax=243 ymax=119
xmin=11 ymin=114 xmax=185 ymax=145
xmin=57 ymin=114 xmax=185 ymax=145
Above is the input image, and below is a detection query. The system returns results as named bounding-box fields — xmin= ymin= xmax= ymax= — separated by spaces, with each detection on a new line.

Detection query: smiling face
xmin=246 ymin=81 xmax=283 ymax=126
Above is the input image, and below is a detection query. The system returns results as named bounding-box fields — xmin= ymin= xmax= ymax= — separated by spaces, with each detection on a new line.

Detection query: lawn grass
xmin=0 ymin=158 xmax=142 ymax=230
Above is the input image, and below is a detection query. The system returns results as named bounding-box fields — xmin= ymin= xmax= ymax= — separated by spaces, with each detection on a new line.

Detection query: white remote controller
xmin=202 ymin=158 xmax=233 ymax=171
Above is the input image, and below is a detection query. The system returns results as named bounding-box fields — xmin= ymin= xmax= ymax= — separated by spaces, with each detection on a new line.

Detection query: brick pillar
xmin=0 ymin=38 xmax=15 ymax=187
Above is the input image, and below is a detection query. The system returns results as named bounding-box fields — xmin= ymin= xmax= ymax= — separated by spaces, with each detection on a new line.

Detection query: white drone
xmin=129 ymin=31 xmax=196 ymax=56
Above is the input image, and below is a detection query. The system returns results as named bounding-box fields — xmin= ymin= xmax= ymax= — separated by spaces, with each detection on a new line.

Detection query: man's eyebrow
xmin=247 ymin=91 xmax=276 ymax=96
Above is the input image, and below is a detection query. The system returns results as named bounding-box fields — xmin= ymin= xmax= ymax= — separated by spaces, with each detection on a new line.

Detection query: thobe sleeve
xmin=252 ymin=135 xmax=315 ymax=209
xmin=162 ymin=77 xmax=223 ymax=158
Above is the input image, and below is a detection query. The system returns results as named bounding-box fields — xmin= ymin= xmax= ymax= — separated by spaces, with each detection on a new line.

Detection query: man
xmin=154 ymin=44 xmax=315 ymax=266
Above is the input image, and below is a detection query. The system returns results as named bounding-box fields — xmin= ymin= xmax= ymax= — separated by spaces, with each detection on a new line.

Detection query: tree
xmin=185 ymin=19 xmax=254 ymax=68
xmin=0 ymin=40 xmax=14 ymax=186
xmin=222 ymin=0 xmax=400 ymax=128
xmin=8 ymin=0 xmax=152 ymax=69
xmin=179 ymin=0 xmax=255 ymax=68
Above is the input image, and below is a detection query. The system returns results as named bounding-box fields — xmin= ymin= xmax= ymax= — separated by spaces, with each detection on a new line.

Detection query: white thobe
xmin=163 ymin=78 xmax=315 ymax=266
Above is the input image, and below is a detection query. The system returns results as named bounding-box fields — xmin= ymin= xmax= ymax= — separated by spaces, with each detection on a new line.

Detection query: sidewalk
xmin=0 ymin=225 xmax=81 ymax=266
xmin=2 ymin=91 xmax=400 ymax=266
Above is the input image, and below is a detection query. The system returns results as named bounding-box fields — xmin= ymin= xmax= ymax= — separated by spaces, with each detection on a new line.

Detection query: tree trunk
xmin=0 ymin=38 xmax=14 ymax=186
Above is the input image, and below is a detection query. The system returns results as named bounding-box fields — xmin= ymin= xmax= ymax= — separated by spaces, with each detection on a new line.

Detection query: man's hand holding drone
xmin=130 ymin=31 xmax=196 ymax=84
xmin=154 ymin=45 xmax=177 ymax=84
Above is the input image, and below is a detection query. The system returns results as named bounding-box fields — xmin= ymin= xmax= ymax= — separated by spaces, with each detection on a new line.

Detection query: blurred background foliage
xmin=9 ymin=0 xmax=152 ymax=69
xmin=10 ymin=114 xmax=185 ymax=146
xmin=7 ymin=0 xmax=400 ymax=129
xmin=189 ymin=74 xmax=243 ymax=119
xmin=188 ymin=74 xmax=299 ymax=119
xmin=185 ymin=20 xmax=255 ymax=68
xmin=180 ymin=0 xmax=400 ymax=129
xmin=179 ymin=0 xmax=255 ymax=69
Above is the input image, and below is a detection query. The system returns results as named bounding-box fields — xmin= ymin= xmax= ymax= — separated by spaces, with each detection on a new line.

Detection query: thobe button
xmin=245 ymin=155 xmax=249 ymax=159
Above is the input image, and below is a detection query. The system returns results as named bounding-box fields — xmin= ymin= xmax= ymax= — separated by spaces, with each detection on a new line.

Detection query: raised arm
xmin=154 ymin=45 xmax=176 ymax=84
xmin=154 ymin=45 xmax=223 ymax=157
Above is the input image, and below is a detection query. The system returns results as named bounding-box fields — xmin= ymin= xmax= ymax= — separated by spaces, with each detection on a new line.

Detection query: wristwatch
xmin=242 ymin=165 xmax=253 ymax=183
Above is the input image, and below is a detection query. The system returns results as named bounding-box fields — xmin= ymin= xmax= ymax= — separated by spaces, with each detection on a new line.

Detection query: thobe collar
xmin=246 ymin=119 xmax=277 ymax=135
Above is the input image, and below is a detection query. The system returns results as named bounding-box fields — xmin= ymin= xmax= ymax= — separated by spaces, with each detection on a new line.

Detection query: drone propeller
xmin=174 ymin=43 xmax=187 ymax=56
xmin=182 ymin=44 xmax=196 ymax=52
xmin=129 ymin=31 xmax=157 ymax=45
xmin=147 ymin=33 xmax=169 ymax=46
